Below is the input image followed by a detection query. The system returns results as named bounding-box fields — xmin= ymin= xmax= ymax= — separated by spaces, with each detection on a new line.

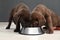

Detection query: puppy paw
xmin=14 ymin=29 xmax=20 ymax=32
xmin=46 ymin=30 xmax=53 ymax=34
xmin=18 ymin=31 xmax=21 ymax=34
xmin=6 ymin=27 xmax=10 ymax=29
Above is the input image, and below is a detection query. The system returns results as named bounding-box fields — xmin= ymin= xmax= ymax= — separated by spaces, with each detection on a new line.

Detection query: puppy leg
xmin=14 ymin=17 xmax=20 ymax=32
xmin=45 ymin=15 xmax=54 ymax=34
xmin=6 ymin=15 xmax=13 ymax=29
xmin=14 ymin=22 xmax=20 ymax=32
xmin=6 ymin=8 xmax=14 ymax=29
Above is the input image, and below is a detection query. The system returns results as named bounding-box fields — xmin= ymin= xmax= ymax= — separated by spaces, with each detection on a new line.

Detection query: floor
xmin=0 ymin=22 xmax=60 ymax=40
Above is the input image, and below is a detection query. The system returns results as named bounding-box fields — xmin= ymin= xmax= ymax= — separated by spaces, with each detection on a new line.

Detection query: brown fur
xmin=31 ymin=4 xmax=60 ymax=34
xmin=6 ymin=3 xmax=31 ymax=32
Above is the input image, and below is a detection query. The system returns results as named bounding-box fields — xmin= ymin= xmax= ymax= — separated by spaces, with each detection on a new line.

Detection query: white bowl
xmin=20 ymin=27 xmax=44 ymax=35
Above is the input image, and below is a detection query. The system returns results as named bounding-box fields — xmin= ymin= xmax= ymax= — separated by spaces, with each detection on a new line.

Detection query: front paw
xmin=18 ymin=31 xmax=21 ymax=34
xmin=6 ymin=27 xmax=10 ymax=29
xmin=14 ymin=29 xmax=20 ymax=32
xmin=46 ymin=30 xmax=53 ymax=34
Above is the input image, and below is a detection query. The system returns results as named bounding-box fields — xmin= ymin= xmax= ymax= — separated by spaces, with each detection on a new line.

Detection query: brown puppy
xmin=31 ymin=4 xmax=60 ymax=34
xmin=6 ymin=3 xmax=31 ymax=32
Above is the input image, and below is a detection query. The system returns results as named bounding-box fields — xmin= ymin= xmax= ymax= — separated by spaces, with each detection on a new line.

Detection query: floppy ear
xmin=20 ymin=9 xmax=30 ymax=17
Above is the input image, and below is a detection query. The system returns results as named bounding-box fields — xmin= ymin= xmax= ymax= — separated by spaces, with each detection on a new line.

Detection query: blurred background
xmin=0 ymin=0 xmax=60 ymax=22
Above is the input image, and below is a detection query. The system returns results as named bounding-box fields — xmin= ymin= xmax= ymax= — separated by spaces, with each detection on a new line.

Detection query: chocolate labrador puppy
xmin=31 ymin=4 xmax=60 ymax=34
xmin=6 ymin=3 xmax=31 ymax=32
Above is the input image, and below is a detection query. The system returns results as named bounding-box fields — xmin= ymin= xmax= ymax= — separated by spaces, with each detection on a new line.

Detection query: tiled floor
xmin=0 ymin=22 xmax=60 ymax=40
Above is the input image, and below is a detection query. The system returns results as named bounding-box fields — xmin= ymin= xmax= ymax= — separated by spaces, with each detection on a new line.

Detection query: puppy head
xmin=21 ymin=9 xmax=31 ymax=21
xmin=30 ymin=11 xmax=46 ymax=27
xmin=18 ymin=9 xmax=32 ymax=27
xmin=30 ymin=12 xmax=39 ymax=27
